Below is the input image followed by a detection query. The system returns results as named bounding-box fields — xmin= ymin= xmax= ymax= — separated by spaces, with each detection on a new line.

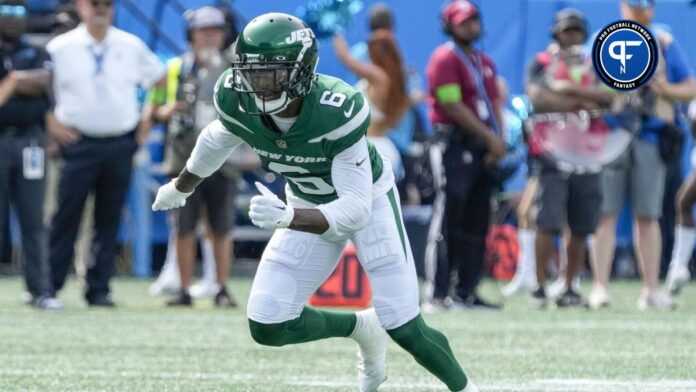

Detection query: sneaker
xmin=548 ymin=276 xmax=581 ymax=298
xmin=148 ymin=267 xmax=181 ymax=296
xmin=464 ymin=294 xmax=502 ymax=310
xmin=502 ymin=275 xmax=536 ymax=297
xmin=448 ymin=294 xmax=502 ymax=311
xmin=190 ymin=280 xmax=221 ymax=299
xmin=167 ymin=290 xmax=193 ymax=307
xmin=637 ymin=290 xmax=676 ymax=311
xmin=555 ymin=289 xmax=587 ymax=308
xmin=665 ymin=264 xmax=691 ymax=295
xmin=349 ymin=308 xmax=389 ymax=392
xmin=87 ymin=294 xmax=116 ymax=308
xmin=588 ymin=286 xmax=611 ymax=310
xmin=530 ymin=287 xmax=547 ymax=310
xmin=30 ymin=295 xmax=65 ymax=310
xmin=421 ymin=297 xmax=449 ymax=314
xmin=214 ymin=286 xmax=238 ymax=308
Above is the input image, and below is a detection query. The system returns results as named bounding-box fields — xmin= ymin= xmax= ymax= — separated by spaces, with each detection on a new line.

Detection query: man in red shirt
xmin=424 ymin=0 xmax=506 ymax=310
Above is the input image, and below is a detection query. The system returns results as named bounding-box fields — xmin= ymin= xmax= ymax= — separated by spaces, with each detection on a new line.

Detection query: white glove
xmin=249 ymin=182 xmax=294 ymax=230
xmin=152 ymin=179 xmax=193 ymax=211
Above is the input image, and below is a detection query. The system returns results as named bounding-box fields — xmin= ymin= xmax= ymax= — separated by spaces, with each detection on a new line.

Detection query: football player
xmin=152 ymin=13 xmax=478 ymax=392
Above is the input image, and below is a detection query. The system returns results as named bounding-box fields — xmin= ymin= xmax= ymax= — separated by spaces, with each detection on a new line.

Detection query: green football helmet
xmin=231 ymin=13 xmax=319 ymax=115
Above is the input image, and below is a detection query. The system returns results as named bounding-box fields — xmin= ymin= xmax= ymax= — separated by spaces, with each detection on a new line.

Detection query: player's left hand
xmin=249 ymin=182 xmax=295 ymax=230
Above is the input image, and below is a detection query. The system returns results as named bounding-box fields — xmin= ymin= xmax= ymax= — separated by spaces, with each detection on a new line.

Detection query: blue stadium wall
xmin=114 ymin=0 xmax=696 ymax=96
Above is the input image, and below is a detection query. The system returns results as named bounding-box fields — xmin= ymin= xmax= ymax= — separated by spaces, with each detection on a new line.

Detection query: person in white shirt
xmin=45 ymin=0 xmax=165 ymax=307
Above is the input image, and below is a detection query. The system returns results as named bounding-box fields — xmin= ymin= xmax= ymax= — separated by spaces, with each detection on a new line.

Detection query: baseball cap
xmin=442 ymin=0 xmax=479 ymax=26
xmin=553 ymin=8 xmax=587 ymax=34
xmin=184 ymin=6 xmax=225 ymax=30
xmin=623 ymin=0 xmax=655 ymax=8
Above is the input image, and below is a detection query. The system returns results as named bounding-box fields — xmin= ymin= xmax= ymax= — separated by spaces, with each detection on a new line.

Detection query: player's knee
xmin=386 ymin=314 xmax=423 ymax=351
xmin=248 ymin=319 xmax=288 ymax=347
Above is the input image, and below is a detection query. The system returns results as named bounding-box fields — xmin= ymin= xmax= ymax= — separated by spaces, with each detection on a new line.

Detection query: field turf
xmin=1 ymin=276 xmax=695 ymax=391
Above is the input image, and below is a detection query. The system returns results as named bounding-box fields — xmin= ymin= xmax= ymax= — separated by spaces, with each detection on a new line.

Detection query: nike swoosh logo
xmin=274 ymin=205 xmax=286 ymax=211
xmin=356 ymin=158 xmax=366 ymax=167
xmin=343 ymin=101 xmax=355 ymax=117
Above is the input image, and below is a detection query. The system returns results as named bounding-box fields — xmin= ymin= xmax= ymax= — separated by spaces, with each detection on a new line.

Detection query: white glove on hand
xmin=249 ymin=182 xmax=294 ymax=230
xmin=152 ymin=179 xmax=193 ymax=211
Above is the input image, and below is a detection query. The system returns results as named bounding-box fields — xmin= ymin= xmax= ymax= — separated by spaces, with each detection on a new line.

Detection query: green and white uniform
xmin=185 ymin=72 xmax=420 ymax=329
xmin=213 ymin=71 xmax=391 ymax=208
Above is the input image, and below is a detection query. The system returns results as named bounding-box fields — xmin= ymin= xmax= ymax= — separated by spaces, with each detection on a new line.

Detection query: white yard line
xmin=287 ymin=378 xmax=696 ymax=391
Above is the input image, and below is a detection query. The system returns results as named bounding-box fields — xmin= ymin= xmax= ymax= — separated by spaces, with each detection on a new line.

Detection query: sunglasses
xmin=90 ymin=0 xmax=113 ymax=7
xmin=0 ymin=4 xmax=27 ymax=18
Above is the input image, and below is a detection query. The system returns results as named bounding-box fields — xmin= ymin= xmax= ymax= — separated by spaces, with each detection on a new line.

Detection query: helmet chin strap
xmin=253 ymin=90 xmax=295 ymax=115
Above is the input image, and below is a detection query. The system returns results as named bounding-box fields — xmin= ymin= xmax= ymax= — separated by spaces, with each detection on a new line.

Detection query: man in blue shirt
xmin=590 ymin=0 xmax=696 ymax=310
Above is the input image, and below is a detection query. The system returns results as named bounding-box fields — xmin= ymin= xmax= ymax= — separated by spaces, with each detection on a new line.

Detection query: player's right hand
xmin=152 ymin=179 xmax=193 ymax=211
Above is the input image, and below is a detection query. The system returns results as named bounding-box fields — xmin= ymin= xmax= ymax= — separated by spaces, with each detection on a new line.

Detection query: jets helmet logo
xmin=284 ymin=28 xmax=315 ymax=45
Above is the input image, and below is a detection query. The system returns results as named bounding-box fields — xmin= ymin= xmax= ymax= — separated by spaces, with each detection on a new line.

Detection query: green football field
xmin=1 ymin=276 xmax=695 ymax=392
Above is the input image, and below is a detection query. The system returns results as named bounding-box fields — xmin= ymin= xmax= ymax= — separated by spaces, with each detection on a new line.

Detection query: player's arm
xmin=180 ymin=119 xmax=243 ymax=190
xmin=249 ymin=137 xmax=373 ymax=239
xmin=152 ymin=119 xmax=243 ymax=210
xmin=314 ymin=137 xmax=373 ymax=238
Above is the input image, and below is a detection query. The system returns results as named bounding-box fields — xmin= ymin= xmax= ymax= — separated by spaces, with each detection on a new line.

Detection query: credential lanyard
xmin=451 ymin=42 xmax=500 ymax=134
xmin=89 ymin=44 xmax=109 ymax=75
xmin=89 ymin=44 xmax=109 ymax=99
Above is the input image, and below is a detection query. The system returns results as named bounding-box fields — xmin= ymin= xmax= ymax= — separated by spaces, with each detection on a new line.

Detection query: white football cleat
xmin=350 ymin=308 xmax=389 ymax=392
xmin=588 ymin=286 xmax=611 ymax=310
xmin=637 ymin=290 xmax=676 ymax=311
xmin=665 ymin=264 xmax=691 ymax=295
xmin=502 ymin=275 xmax=536 ymax=297
xmin=189 ymin=280 xmax=220 ymax=299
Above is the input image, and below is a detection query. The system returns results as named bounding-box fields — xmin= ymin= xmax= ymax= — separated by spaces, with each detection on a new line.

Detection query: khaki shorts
xmin=601 ymin=139 xmax=666 ymax=218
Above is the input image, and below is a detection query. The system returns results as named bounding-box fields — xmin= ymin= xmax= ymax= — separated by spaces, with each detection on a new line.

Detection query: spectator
xmin=50 ymin=4 xmax=79 ymax=36
xmin=342 ymin=4 xmax=426 ymax=173
xmin=0 ymin=0 xmax=62 ymax=309
xmin=524 ymin=9 xmax=612 ymax=308
xmin=333 ymin=30 xmax=410 ymax=179
xmin=590 ymin=0 xmax=696 ymax=310
xmin=665 ymin=99 xmax=696 ymax=294
xmin=147 ymin=6 xmax=238 ymax=307
xmin=424 ymin=0 xmax=505 ymax=310
xmin=46 ymin=0 xmax=164 ymax=307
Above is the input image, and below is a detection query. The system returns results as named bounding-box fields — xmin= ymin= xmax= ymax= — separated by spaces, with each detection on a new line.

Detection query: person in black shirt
xmin=0 ymin=0 xmax=62 ymax=309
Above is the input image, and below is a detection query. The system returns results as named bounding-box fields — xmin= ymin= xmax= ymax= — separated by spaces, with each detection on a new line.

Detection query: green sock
xmin=248 ymin=306 xmax=357 ymax=347
xmin=387 ymin=314 xmax=468 ymax=391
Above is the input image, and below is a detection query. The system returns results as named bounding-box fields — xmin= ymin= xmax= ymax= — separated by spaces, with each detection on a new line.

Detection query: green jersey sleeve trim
xmin=213 ymin=93 xmax=254 ymax=135
xmin=307 ymin=100 xmax=370 ymax=143
xmin=435 ymin=83 xmax=462 ymax=103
